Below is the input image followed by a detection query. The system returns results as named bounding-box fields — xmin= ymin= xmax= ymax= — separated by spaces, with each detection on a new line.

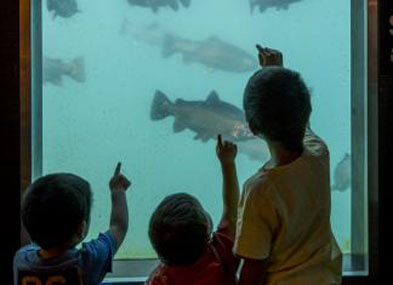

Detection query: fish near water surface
xmin=162 ymin=35 xmax=258 ymax=73
xmin=47 ymin=0 xmax=80 ymax=19
xmin=250 ymin=0 xmax=303 ymax=13
xmin=127 ymin=0 xmax=191 ymax=13
xmin=44 ymin=57 xmax=85 ymax=86
xmin=151 ymin=90 xmax=254 ymax=142
xmin=331 ymin=153 xmax=351 ymax=192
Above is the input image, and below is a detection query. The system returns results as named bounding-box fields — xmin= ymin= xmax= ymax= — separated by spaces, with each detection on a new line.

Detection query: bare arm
xmin=216 ymin=135 xmax=240 ymax=237
xmin=109 ymin=162 xmax=131 ymax=252
xmin=239 ymin=258 xmax=268 ymax=285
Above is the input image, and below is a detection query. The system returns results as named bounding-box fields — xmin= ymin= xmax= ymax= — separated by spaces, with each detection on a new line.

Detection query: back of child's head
xmin=149 ymin=193 xmax=211 ymax=266
xmin=22 ymin=173 xmax=92 ymax=249
xmin=244 ymin=67 xmax=312 ymax=152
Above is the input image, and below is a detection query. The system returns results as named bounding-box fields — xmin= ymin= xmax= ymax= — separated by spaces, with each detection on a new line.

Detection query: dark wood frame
xmin=3 ymin=0 xmax=390 ymax=283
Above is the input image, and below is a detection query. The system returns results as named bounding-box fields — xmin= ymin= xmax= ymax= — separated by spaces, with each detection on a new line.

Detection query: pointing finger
xmin=114 ymin=162 xmax=121 ymax=176
xmin=217 ymin=134 xmax=223 ymax=148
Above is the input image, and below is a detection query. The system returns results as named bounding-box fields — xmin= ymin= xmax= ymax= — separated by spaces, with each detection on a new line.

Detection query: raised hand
xmin=109 ymin=162 xmax=131 ymax=193
xmin=256 ymin=44 xmax=283 ymax=67
xmin=216 ymin=135 xmax=237 ymax=165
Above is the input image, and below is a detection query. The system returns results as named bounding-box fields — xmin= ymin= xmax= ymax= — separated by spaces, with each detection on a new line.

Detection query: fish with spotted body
xmin=151 ymin=90 xmax=254 ymax=142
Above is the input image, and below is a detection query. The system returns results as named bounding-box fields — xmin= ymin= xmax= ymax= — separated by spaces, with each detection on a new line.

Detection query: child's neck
xmin=266 ymin=140 xmax=302 ymax=168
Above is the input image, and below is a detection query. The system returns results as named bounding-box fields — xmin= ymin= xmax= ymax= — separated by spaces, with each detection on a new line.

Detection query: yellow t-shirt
xmin=234 ymin=131 xmax=343 ymax=285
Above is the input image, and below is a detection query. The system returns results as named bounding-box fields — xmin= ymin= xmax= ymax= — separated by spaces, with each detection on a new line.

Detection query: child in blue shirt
xmin=14 ymin=162 xmax=131 ymax=285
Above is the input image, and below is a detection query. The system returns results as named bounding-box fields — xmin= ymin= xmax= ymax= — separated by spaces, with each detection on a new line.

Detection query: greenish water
xmin=41 ymin=0 xmax=352 ymax=259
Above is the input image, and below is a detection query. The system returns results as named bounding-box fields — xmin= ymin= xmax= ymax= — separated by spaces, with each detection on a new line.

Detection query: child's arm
xmin=216 ymin=135 xmax=240 ymax=238
xmin=108 ymin=162 xmax=131 ymax=252
xmin=239 ymin=258 xmax=268 ymax=285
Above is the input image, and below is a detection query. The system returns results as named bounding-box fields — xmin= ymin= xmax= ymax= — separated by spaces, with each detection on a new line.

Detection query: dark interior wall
xmin=0 ymin=1 xmax=21 ymax=284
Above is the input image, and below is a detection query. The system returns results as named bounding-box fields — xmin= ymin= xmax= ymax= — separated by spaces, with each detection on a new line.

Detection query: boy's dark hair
xmin=22 ymin=173 xmax=92 ymax=249
xmin=149 ymin=193 xmax=210 ymax=266
xmin=244 ymin=67 xmax=312 ymax=152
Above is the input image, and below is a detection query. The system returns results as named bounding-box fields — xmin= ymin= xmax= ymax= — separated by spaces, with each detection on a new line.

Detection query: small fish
xmin=127 ymin=0 xmax=183 ymax=13
xmin=47 ymin=0 xmax=80 ymax=19
xmin=162 ymin=35 xmax=258 ymax=73
xmin=331 ymin=153 xmax=351 ymax=192
xmin=151 ymin=90 xmax=254 ymax=142
xmin=43 ymin=57 xmax=85 ymax=86
xmin=250 ymin=0 xmax=303 ymax=14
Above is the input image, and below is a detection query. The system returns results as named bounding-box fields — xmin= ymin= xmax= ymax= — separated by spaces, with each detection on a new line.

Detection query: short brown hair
xmin=149 ymin=193 xmax=210 ymax=266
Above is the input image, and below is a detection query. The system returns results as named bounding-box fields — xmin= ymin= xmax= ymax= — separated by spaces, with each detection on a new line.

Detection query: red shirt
xmin=146 ymin=226 xmax=239 ymax=285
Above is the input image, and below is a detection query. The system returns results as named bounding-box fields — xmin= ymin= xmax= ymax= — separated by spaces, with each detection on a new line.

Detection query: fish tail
xmin=162 ymin=34 xmax=176 ymax=58
xmin=151 ymin=90 xmax=172 ymax=120
xmin=68 ymin=57 xmax=85 ymax=83
xmin=179 ymin=0 xmax=191 ymax=8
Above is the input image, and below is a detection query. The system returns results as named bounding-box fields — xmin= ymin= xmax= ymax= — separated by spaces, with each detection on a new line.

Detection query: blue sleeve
xmin=80 ymin=232 xmax=117 ymax=284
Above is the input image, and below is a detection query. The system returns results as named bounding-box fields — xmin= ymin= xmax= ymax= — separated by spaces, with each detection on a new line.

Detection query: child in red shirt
xmin=147 ymin=135 xmax=240 ymax=285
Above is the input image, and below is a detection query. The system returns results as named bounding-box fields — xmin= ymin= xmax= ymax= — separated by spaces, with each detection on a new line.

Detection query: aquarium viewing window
xmin=24 ymin=0 xmax=371 ymax=281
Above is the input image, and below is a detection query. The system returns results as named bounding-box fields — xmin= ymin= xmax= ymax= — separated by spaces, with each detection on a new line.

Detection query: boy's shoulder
xmin=243 ymin=169 xmax=276 ymax=199
xmin=14 ymin=232 xmax=116 ymax=285
xmin=14 ymin=244 xmax=39 ymax=268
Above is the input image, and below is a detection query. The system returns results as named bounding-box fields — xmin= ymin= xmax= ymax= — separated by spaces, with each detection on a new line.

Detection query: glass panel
xmin=31 ymin=0 xmax=368 ymax=277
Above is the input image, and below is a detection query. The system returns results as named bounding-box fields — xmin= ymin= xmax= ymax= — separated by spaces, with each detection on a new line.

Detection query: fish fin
xmin=68 ymin=57 xmax=85 ymax=83
xmin=173 ymin=119 xmax=186 ymax=133
xmin=168 ymin=0 xmax=179 ymax=11
xmin=193 ymin=133 xmax=210 ymax=142
xmin=206 ymin=91 xmax=220 ymax=104
xmin=174 ymin=98 xmax=187 ymax=105
xmin=151 ymin=90 xmax=172 ymax=120
xmin=259 ymin=5 xmax=267 ymax=13
xmin=179 ymin=0 xmax=191 ymax=8
xmin=162 ymin=34 xmax=176 ymax=58
xmin=200 ymin=135 xmax=210 ymax=142
xmin=194 ymin=133 xmax=210 ymax=143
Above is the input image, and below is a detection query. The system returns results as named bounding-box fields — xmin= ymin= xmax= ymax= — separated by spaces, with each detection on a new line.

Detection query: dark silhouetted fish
xmin=47 ymin=0 xmax=80 ymax=19
xmin=250 ymin=0 xmax=302 ymax=14
xmin=44 ymin=57 xmax=85 ymax=86
xmin=127 ymin=0 xmax=183 ymax=13
xmin=120 ymin=19 xmax=169 ymax=47
xmin=331 ymin=153 xmax=351 ymax=192
xmin=162 ymin=35 xmax=258 ymax=73
xmin=151 ymin=90 xmax=254 ymax=142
